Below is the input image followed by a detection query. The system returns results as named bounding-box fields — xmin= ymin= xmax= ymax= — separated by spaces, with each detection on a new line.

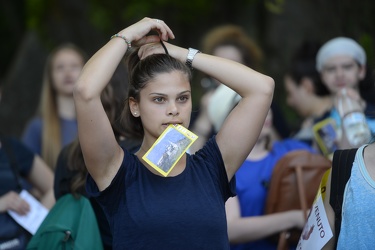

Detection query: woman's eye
xmin=54 ymin=65 xmax=64 ymax=71
xmin=154 ymin=97 xmax=165 ymax=103
xmin=343 ymin=64 xmax=354 ymax=70
xmin=71 ymin=63 xmax=82 ymax=70
xmin=178 ymin=96 xmax=189 ymax=102
xmin=323 ymin=67 xmax=335 ymax=73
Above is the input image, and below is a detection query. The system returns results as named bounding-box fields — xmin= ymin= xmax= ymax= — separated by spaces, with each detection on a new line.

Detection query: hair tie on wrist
xmin=110 ymin=34 xmax=132 ymax=49
xmin=160 ymin=40 xmax=169 ymax=55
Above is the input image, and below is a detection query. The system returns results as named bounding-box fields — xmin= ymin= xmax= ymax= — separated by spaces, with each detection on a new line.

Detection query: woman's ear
xmin=129 ymin=97 xmax=140 ymax=117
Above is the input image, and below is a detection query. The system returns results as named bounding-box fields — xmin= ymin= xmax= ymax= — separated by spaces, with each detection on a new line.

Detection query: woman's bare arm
xmin=28 ymin=155 xmax=55 ymax=208
xmin=226 ymin=197 xmax=305 ymax=244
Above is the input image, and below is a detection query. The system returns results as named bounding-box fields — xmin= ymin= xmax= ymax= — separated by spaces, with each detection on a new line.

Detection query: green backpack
xmin=27 ymin=194 xmax=104 ymax=250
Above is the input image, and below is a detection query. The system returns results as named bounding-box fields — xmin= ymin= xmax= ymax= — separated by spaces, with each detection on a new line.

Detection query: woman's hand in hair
xmin=119 ymin=17 xmax=175 ymax=48
xmin=138 ymin=41 xmax=187 ymax=63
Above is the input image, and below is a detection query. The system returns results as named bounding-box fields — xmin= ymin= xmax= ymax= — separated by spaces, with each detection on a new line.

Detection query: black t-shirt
xmin=0 ymin=136 xmax=34 ymax=197
xmin=86 ymin=137 xmax=235 ymax=249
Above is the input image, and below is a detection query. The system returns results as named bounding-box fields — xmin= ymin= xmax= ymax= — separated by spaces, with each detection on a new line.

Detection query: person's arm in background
xmin=0 ymin=191 xmax=30 ymax=215
xmin=27 ymin=155 xmax=55 ymax=209
xmin=226 ymin=196 xmax=305 ymax=243
xmin=0 ymin=155 xmax=54 ymax=214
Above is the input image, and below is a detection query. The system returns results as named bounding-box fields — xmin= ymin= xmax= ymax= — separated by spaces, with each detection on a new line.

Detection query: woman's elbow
xmin=264 ymin=76 xmax=275 ymax=97
xmin=73 ymin=79 xmax=94 ymax=102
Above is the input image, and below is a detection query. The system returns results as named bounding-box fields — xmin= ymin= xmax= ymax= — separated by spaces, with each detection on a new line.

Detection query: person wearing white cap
xmin=316 ymin=37 xmax=367 ymax=94
xmin=314 ymin=37 xmax=375 ymax=149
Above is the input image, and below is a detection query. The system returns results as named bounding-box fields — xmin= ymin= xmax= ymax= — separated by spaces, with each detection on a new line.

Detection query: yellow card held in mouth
xmin=142 ymin=124 xmax=198 ymax=177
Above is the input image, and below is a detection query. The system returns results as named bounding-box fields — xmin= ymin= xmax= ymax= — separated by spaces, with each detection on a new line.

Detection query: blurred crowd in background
xmin=1 ymin=0 xmax=374 ymax=137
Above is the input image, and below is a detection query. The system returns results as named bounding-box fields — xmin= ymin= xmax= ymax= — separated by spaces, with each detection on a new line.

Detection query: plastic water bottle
xmin=336 ymin=88 xmax=372 ymax=147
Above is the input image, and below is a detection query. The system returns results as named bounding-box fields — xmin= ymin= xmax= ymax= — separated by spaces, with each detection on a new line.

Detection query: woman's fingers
xmin=122 ymin=17 xmax=175 ymax=46
xmin=134 ymin=35 xmax=161 ymax=47
xmin=138 ymin=42 xmax=166 ymax=60
xmin=152 ymin=18 xmax=175 ymax=41
xmin=5 ymin=191 xmax=30 ymax=215
xmin=13 ymin=199 xmax=30 ymax=215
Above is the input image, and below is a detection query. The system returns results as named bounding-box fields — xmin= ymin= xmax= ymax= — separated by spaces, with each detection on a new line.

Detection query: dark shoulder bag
xmin=329 ymin=148 xmax=357 ymax=249
xmin=0 ymin=136 xmax=32 ymax=250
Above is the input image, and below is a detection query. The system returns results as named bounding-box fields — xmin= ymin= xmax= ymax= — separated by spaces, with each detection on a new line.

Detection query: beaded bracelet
xmin=110 ymin=34 xmax=132 ymax=49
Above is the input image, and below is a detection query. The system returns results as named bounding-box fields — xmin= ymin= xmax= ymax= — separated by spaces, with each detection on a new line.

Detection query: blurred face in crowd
xmin=213 ymin=45 xmax=243 ymax=63
xmin=320 ymin=55 xmax=365 ymax=94
xmin=211 ymin=45 xmax=243 ymax=86
xmin=52 ymin=48 xmax=84 ymax=96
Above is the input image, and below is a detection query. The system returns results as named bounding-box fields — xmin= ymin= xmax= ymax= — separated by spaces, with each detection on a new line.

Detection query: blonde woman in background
xmin=22 ymin=44 xmax=86 ymax=169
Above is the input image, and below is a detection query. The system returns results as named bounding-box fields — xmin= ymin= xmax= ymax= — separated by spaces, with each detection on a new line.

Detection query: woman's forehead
xmin=142 ymin=71 xmax=191 ymax=93
xmin=323 ymin=55 xmax=357 ymax=67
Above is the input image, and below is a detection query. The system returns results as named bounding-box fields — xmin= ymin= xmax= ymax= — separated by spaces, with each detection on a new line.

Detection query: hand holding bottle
xmin=335 ymin=88 xmax=371 ymax=147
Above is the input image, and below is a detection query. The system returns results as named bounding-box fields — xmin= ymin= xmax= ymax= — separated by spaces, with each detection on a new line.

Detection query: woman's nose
xmin=167 ymin=102 xmax=179 ymax=116
xmin=336 ymin=67 xmax=345 ymax=78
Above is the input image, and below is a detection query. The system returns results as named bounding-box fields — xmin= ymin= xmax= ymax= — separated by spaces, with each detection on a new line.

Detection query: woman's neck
xmin=246 ymin=136 xmax=270 ymax=161
xmin=57 ymin=94 xmax=76 ymax=120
